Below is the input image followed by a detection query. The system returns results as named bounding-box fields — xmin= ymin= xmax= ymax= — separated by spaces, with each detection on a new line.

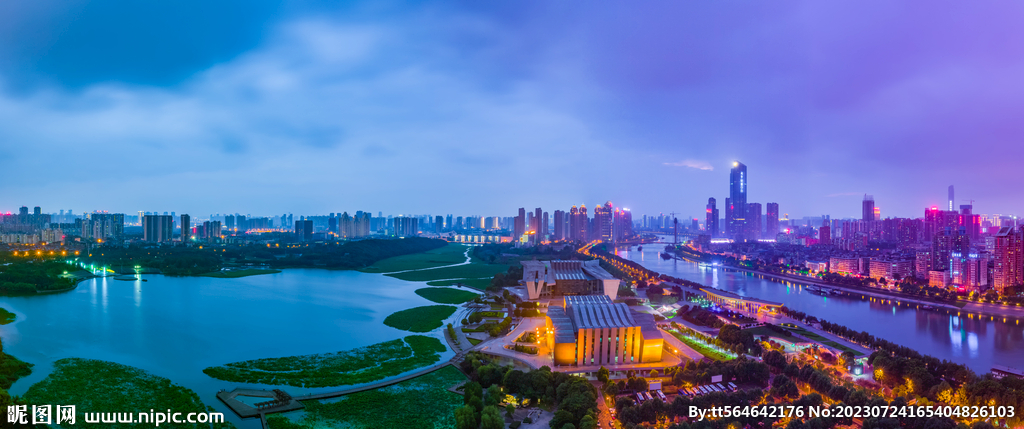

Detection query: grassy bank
xmin=267 ymin=365 xmax=466 ymax=429
xmin=384 ymin=305 xmax=458 ymax=332
xmin=360 ymin=244 xmax=468 ymax=273
xmin=386 ymin=263 xmax=510 ymax=283
xmin=415 ymin=287 xmax=479 ymax=304
xmin=0 ymin=308 xmax=15 ymax=325
xmin=203 ymin=336 xmax=446 ymax=388
xmin=24 ymin=358 xmax=233 ymax=429
xmin=200 ymin=268 xmax=281 ymax=278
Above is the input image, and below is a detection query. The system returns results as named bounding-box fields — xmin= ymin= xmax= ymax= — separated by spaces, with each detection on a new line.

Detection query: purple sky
xmin=1 ymin=1 xmax=1023 ymax=219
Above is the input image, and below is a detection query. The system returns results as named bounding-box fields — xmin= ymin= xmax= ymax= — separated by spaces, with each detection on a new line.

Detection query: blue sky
xmin=2 ymin=1 xmax=1024 ymax=219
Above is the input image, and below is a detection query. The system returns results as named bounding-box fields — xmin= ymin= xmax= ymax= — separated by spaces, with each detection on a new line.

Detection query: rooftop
xmin=700 ymin=287 xmax=783 ymax=307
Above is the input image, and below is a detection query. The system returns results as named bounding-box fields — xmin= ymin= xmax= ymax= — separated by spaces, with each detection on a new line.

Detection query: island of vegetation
xmin=0 ymin=338 xmax=33 ymax=410
xmin=23 ymin=358 xmax=234 ymax=429
xmin=267 ymin=364 xmax=467 ymax=429
xmin=203 ymin=335 xmax=446 ymax=388
xmin=0 ymin=308 xmax=15 ymax=325
xmin=383 ymin=305 xmax=458 ymax=332
xmin=0 ymin=260 xmax=78 ymax=295
xmin=414 ymin=287 xmax=479 ymax=304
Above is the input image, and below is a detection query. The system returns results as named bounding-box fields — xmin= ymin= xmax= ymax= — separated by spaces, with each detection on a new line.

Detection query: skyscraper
xmin=729 ymin=162 xmax=747 ymax=240
xmin=553 ymin=210 xmax=565 ymax=241
xmin=143 ymin=215 xmax=174 ymax=243
xmin=862 ymin=195 xmax=875 ymax=222
xmin=948 ymin=185 xmax=955 ymax=211
xmin=569 ymin=205 xmax=588 ymax=242
xmin=993 ymin=227 xmax=1023 ymax=292
xmin=705 ymin=198 xmax=719 ymax=238
xmin=514 ymin=208 xmax=526 ymax=239
xmin=747 ymin=203 xmax=762 ymax=240
xmin=766 ymin=202 xmax=779 ymax=238
xmin=295 ymin=219 xmax=313 ymax=241
xmin=180 ymin=214 xmax=191 ymax=242
xmin=593 ymin=202 xmax=613 ymax=242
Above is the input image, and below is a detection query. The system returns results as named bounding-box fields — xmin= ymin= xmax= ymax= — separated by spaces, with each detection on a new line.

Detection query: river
xmin=617 ymin=242 xmax=1024 ymax=374
xmin=0 ymin=269 xmax=457 ymax=428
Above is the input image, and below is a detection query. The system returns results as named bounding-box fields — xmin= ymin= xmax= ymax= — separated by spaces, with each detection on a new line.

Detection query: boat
xmin=660 ymin=252 xmax=672 ymax=260
xmin=637 ymin=246 xmax=643 ymax=251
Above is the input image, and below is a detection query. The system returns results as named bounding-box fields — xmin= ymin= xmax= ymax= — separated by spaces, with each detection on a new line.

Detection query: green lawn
xmin=467 ymin=338 xmax=482 ymax=346
xmin=426 ymin=278 xmax=493 ymax=290
xmin=667 ymin=330 xmax=735 ymax=362
xmin=267 ymin=365 xmax=466 ymax=429
xmin=415 ymin=287 xmax=479 ymax=304
xmin=386 ymin=263 xmax=510 ymax=283
xmin=360 ymin=244 xmax=469 ymax=273
xmin=203 ymin=336 xmax=446 ymax=388
xmin=25 ymin=358 xmax=233 ymax=429
xmin=200 ymin=268 xmax=281 ymax=278
xmin=384 ymin=305 xmax=458 ymax=332
xmin=0 ymin=307 xmax=15 ymax=325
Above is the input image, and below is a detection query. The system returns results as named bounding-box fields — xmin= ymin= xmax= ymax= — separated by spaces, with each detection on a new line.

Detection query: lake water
xmin=0 ymin=269 xmax=456 ymax=428
xmin=619 ymin=243 xmax=1024 ymax=374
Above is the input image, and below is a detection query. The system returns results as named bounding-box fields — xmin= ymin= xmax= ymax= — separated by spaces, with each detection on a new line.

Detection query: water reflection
xmin=619 ymin=244 xmax=1024 ymax=373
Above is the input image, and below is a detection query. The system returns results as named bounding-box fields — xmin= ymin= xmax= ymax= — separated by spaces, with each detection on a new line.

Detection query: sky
xmin=2 ymin=1 xmax=1024 ymax=220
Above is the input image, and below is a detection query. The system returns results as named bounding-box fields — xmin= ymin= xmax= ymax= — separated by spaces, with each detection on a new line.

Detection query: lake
xmin=0 ymin=269 xmax=456 ymax=428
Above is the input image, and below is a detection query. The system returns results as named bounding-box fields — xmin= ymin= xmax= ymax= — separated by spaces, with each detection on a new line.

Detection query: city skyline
xmin=1 ymin=3 xmax=1024 ymax=216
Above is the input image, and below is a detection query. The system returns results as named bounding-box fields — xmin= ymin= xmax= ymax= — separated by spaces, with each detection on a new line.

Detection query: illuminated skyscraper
xmin=948 ymin=185 xmax=955 ymax=211
xmin=728 ymin=162 xmax=747 ymax=240
xmin=705 ymin=198 xmax=719 ymax=238
xmin=593 ymin=202 xmax=613 ymax=242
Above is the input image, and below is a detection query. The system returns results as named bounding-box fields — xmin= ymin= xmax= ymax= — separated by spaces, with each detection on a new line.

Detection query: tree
xmin=506 ymin=404 xmax=516 ymax=420
xmin=597 ymin=366 xmax=610 ymax=384
xmin=455 ymin=405 xmax=478 ymax=429
xmin=481 ymin=405 xmax=504 ymax=429
xmin=649 ymin=369 xmax=659 ymax=378
xmin=486 ymin=384 xmax=503 ymax=406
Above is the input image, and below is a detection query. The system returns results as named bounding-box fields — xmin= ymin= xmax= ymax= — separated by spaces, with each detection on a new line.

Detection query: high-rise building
xmin=728 ymin=162 xmax=748 ymax=240
xmin=724 ymin=198 xmax=733 ymax=237
xmin=706 ymin=198 xmax=719 ymax=238
xmin=553 ymin=210 xmax=565 ymax=241
xmin=435 ymin=215 xmax=443 ymax=234
xmin=514 ymin=208 xmax=526 ymax=239
xmin=534 ymin=208 xmax=543 ymax=235
xmin=747 ymin=203 xmax=762 ymax=240
xmin=766 ymin=202 xmax=779 ymax=238
xmin=993 ymin=227 xmax=1023 ymax=292
xmin=932 ymin=226 xmax=970 ymax=274
xmin=948 ymin=185 xmax=955 ymax=212
xmin=143 ymin=215 xmax=174 ymax=243
xmin=862 ymin=195 xmax=875 ymax=222
xmin=569 ymin=205 xmax=588 ymax=242
xmin=180 ymin=214 xmax=191 ymax=242
xmin=613 ymin=208 xmax=632 ymax=242
xmin=394 ymin=216 xmax=418 ymax=237
xmin=295 ymin=219 xmax=313 ymax=241
xmin=593 ymin=202 xmax=614 ymax=242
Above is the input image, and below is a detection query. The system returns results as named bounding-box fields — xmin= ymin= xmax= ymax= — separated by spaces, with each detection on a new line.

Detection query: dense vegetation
xmin=383 ymin=305 xmax=458 ymax=332
xmin=203 ymin=336 xmax=446 ymax=388
xmin=77 ymin=237 xmax=447 ymax=275
xmin=0 ymin=260 xmax=77 ymax=294
xmin=415 ymin=287 xmax=479 ymax=304
xmin=360 ymin=244 xmax=468 ymax=273
xmin=0 ymin=308 xmax=15 ymax=324
xmin=455 ymin=352 xmax=599 ymax=429
xmin=267 ymin=365 xmax=467 ymax=429
xmin=680 ymin=306 xmax=725 ymax=328
xmin=23 ymin=358 xmax=233 ymax=429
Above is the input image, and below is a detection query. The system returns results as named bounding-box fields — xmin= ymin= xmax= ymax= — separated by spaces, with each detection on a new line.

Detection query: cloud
xmin=663 ymin=159 xmax=713 ymax=171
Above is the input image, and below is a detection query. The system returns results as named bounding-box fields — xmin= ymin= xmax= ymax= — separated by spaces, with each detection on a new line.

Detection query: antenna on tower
xmin=668 ymin=212 xmax=681 ymax=245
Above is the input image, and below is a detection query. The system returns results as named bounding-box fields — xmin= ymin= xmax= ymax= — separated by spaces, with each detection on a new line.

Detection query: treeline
xmin=780 ymin=307 xmax=1024 ymax=427
xmin=456 ymin=352 xmax=598 ymax=429
xmin=488 ymin=265 xmax=524 ymax=292
xmin=0 ymin=261 xmax=77 ymax=295
xmin=79 ymin=237 xmax=447 ymax=275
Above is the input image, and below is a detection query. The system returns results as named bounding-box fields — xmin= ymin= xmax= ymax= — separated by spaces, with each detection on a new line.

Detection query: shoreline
xmin=669 ymin=249 xmax=1024 ymax=322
